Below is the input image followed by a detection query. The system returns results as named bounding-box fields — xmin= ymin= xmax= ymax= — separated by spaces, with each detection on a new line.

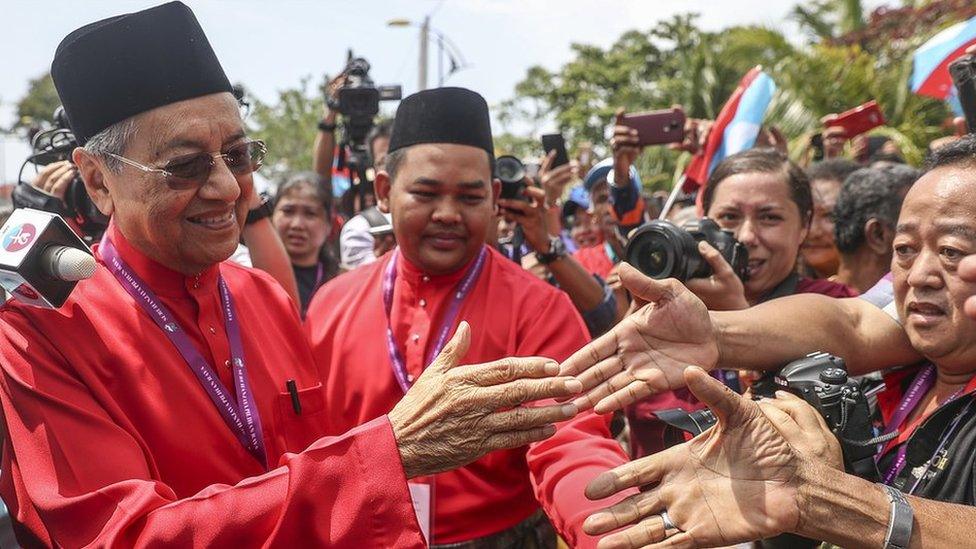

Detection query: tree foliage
xmin=246 ymin=78 xmax=325 ymax=184
xmin=12 ymin=73 xmax=60 ymax=132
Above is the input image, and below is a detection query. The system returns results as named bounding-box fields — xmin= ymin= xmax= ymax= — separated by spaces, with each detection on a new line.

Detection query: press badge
xmin=408 ymin=482 xmax=431 ymax=543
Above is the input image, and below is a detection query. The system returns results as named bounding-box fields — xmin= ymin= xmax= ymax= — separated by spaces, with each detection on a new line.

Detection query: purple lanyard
xmin=100 ymin=237 xmax=268 ymax=468
xmin=314 ymin=261 xmax=325 ymax=290
xmin=382 ymin=246 xmax=488 ymax=393
xmin=880 ymin=364 xmax=966 ymax=485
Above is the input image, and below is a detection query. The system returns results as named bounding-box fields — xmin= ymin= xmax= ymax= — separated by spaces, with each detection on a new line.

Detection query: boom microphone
xmin=0 ymin=208 xmax=97 ymax=308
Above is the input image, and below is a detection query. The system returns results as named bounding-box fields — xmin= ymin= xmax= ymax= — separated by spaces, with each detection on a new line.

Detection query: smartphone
xmin=621 ymin=108 xmax=686 ymax=146
xmin=824 ymin=100 xmax=885 ymax=139
xmin=541 ymin=133 xmax=570 ymax=168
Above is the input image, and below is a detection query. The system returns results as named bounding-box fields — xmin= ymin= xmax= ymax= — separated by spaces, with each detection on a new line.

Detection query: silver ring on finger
xmin=660 ymin=510 xmax=679 ymax=537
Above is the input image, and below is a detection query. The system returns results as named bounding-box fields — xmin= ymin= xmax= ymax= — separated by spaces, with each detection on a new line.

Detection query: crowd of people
xmin=3 ymin=1 xmax=976 ymax=548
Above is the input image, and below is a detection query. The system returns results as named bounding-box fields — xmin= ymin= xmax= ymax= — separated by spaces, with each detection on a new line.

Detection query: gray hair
xmin=84 ymin=117 xmax=138 ymax=173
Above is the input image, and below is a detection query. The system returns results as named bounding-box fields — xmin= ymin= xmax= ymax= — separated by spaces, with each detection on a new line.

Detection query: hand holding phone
xmin=620 ymin=108 xmax=687 ymax=146
xmin=541 ymin=134 xmax=569 ymax=169
xmin=822 ymin=100 xmax=885 ymax=139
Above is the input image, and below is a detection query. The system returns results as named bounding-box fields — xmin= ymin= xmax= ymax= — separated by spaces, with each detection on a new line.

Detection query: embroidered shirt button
xmin=422 ymin=275 xmax=430 ymax=283
xmin=411 ymin=333 xmax=420 ymax=343
xmin=419 ymin=298 xmax=427 ymax=308
xmin=209 ymin=326 xmax=217 ymax=334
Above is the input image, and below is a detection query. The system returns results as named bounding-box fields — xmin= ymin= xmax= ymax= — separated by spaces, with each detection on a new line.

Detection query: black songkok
xmin=388 ymin=87 xmax=494 ymax=157
xmin=51 ymin=1 xmax=233 ymax=145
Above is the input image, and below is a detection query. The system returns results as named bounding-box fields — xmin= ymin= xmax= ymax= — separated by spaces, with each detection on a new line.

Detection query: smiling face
xmin=376 ymin=143 xmax=499 ymax=275
xmin=801 ymin=178 xmax=841 ymax=275
xmin=706 ymin=171 xmax=809 ymax=302
xmin=892 ymin=167 xmax=976 ymax=371
xmin=93 ymin=92 xmax=252 ymax=274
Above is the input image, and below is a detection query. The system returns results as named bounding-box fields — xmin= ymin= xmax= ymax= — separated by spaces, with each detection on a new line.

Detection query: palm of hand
xmin=665 ymin=400 xmax=802 ymax=546
xmin=620 ymin=290 xmax=719 ymax=392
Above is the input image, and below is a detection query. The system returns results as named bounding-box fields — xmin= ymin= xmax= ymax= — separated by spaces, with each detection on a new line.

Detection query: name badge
xmin=408 ymin=482 xmax=431 ymax=544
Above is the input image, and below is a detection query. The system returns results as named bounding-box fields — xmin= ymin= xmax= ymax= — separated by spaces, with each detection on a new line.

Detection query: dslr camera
xmin=14 ymin=106 xmax=108 ymax=241
xmin=655 ymin=352 xmax=881 ymax=481
xmin=625 ymin=218 xmax=748 ymax=282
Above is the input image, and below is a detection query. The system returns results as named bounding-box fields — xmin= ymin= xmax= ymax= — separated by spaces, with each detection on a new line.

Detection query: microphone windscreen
xmin=42 ymin=246 xmax=98 ymax=281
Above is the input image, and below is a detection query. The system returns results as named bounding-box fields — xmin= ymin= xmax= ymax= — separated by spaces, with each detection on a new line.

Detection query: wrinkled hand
xmin=30 ymin=160 xmax=76 ymax=202
xmin=583 ymin=368 xmax=805 ymax=549
xmin=389 ymin=322 xmax=582 ymax=478
xmin=758 ymin=391 xmax=843 ymax=470
xmin=559 ymin=263 xmax=718 ymax=414
xmin=683 ymin=241 xmax=750 ymax=310
xmin=498 ymin=186 xmax=550 ymax=253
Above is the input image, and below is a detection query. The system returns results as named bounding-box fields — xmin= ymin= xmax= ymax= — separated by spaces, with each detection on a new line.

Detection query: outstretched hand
xmin=582 ymin=367 xmax=805 ymax=549
xmin=559 ymin=263 xmax=719 ymax=414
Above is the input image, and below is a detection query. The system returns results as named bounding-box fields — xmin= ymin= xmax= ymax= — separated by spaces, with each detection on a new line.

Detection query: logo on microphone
xmin=2 ymin=223 xmax=37 ymax=253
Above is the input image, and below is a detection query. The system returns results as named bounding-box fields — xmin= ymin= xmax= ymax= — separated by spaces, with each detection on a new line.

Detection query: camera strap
xmin=879 ymin=364 xmax=976 ymax=485
xmin=99 ymin=236 xmax=268 ymax=468
xmin=382 ymin=246 xmax=488 ymax=393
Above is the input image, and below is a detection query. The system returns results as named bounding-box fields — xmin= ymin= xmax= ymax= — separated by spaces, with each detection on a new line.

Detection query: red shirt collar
xmin=395 ymin=245 xmax=485 ymax=287
xmin=96 ymin=221 xmax=220 ymax=298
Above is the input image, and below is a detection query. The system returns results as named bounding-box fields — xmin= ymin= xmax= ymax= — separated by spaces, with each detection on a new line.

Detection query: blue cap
xmin=583 ymin=157 xmax=641 ymax=191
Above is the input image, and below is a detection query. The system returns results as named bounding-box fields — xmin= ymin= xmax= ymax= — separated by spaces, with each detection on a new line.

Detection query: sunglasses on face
xmin=104 ymin=139 xmax=267 ymax=190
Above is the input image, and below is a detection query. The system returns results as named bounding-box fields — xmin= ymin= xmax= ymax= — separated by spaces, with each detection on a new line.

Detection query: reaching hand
xmin=559 ymin=263 xmax=719 ymax=414
xmin=389 ymin=322 xmax=583 ymax=478
xmin=611 ymin=110 xmax=641 ymax=183
xmin=497 ymin=186 xmax=550 ymax=253
xmin=582 ymin=367 xmax=806 ymax=549
xmin=539 ymin=150 xmax=576 ymax=208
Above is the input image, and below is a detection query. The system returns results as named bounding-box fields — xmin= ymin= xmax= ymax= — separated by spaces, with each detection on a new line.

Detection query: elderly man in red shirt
xmin=0 ymin=3 xmax=583 ymax=547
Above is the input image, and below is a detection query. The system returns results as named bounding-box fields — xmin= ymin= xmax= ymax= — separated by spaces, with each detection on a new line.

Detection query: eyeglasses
xmin=104 ymin=139 xmax=267 ymax=190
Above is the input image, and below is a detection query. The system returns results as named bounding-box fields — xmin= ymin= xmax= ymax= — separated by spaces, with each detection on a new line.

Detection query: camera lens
xmin=625 ymin=220 xmax=698 ymax=280
xmin=496 ymin=155 xmax=526 ymax=184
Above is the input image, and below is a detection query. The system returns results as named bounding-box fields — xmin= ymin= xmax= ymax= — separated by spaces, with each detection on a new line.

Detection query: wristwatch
xmin=245 ymin=193 xmax=274 ymax=225
xmin=536 ymin=235 xmax=567 ymax=265
xmin=317 ymin=120 xmax=337 ymax=133
xmin=879 ymin=484 xmax=913 ymax=549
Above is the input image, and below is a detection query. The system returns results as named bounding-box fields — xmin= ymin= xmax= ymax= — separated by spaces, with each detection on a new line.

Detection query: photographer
xmin=571 ymin=137 xmax=976 ymax=548
xmin=498 ymin=154 xmax=619 ymax=337
xmin=832 ymin=165 xmax=919 ymax=293
xmin=682 ymin=148 xmax=857 ymax=311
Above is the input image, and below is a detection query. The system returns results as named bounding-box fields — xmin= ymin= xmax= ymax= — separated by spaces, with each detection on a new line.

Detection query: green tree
xmin=247 ymin=78 xmax=325 ymax=183
xmin=13 ymin=73 xmax=61 ymax=131
xmin=791 ymin=0 xmax=866 ymax=42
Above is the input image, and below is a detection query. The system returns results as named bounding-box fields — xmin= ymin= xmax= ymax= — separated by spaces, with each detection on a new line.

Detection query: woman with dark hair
xmin=271 ymin=172 xmax=339 ymax=316
xmin=689 ymin=148 xmax=857 ymax=310
xmin=626 ymin=149 xmax=857 ymax=472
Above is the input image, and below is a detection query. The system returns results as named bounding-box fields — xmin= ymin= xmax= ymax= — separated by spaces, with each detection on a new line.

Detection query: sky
xmin=0 ymin=0 xmax=890 ymax=183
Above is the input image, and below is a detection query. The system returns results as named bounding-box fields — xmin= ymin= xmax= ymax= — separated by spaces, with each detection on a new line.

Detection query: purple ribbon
xmin=382 ymin=246 xmax=488 ymax=393
xmin=880 ymin=364 xmax=967 ymax=485
xmin=100 ymin=237 xmax=268 ymax=468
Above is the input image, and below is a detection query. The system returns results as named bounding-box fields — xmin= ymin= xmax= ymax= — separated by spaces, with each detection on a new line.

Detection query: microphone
xmin=0 ymin=208 xmax=97 ymax=308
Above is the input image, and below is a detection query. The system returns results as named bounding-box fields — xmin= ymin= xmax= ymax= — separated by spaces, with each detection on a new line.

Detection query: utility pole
xmin=418 ymin=16 xmax=430 ymax=91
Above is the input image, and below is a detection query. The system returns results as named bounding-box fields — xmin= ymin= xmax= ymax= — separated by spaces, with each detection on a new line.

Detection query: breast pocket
xmin=273 ymin=382 xmax=328 ymax=452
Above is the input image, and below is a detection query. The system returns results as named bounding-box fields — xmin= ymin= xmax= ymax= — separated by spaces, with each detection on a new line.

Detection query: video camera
xmin=655 ymin=352 xmax=883 ymax=481
xmin=624 ymin=218 xmax=749 ymax=282
xmin=328 ymin=54 xmax=401 ymax=165
xmin=14 ymin=106 xmax=108 ymax=242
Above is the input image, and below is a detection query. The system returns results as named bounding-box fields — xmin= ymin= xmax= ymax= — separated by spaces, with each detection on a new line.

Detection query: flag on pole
xmin=683 ymin=66 xmax=777 ymax=192
xmin=911 ymin=15 xmax=976 ymax=100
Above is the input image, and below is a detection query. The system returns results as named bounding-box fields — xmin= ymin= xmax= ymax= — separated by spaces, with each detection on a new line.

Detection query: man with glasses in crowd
xmin=0 ymin=3 xmax=583 ymax=546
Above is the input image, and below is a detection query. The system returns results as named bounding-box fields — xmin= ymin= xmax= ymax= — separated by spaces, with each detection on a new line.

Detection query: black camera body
xmin=625 ymin=218 xmax=748 ymax=282
xmin=14 ymin=106 xmax=108 ymax=241
xmin=496 ymin=155 xmax=528 ymax=201
xmin=656 ymin=352 xmax=880 ymax=481
xmin=327 ymin=56 xmax=402 ymax=150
